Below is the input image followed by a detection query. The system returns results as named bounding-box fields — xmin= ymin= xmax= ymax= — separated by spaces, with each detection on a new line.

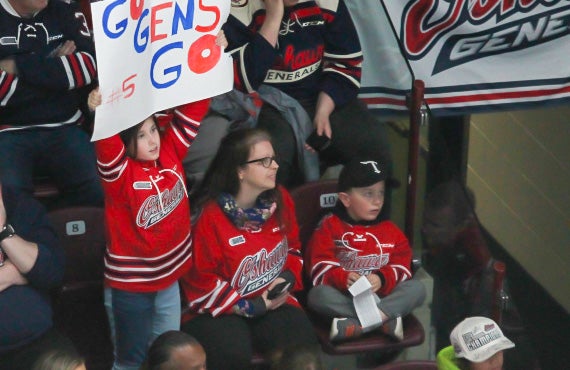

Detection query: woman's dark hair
xmin=192 ymin=128 xmax=285 ymax=227
xmin=141 ymin=330 xmax=201 ymax=370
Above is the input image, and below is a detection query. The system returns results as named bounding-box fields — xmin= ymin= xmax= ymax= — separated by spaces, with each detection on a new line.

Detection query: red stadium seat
xmin=289 ymin=180 xmax=425 ymax=361
xmin=48 ymin=207 xmax=113 ymax=370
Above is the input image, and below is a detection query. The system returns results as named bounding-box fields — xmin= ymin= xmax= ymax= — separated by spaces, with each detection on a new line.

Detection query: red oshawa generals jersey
xmin=96 ymin=99 xmax=209 ymax=292
xmin=225 ymin=0 xmax=362 ymax=107
xmin=180 ymin=187 xmax=304 ymax=319
xmin=307 ymin=213 xmax=412 ymax=296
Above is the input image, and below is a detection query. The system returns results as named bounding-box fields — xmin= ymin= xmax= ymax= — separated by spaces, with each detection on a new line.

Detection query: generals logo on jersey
xmin=335 ymin=231 xmax=391 ymax=274
xmin=136 ymin=180 xmax=185 ymax=229
xmin=232 ymin=239 xmax=288 ymax=295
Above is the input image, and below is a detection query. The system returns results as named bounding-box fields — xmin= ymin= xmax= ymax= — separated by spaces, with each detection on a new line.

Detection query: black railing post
xmin=405 ymin=80 xmax=425 ymax=245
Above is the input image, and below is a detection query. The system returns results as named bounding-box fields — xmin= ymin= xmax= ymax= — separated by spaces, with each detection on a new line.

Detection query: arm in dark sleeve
xmin=319 ymin=1 xmax=362 ymax=107
xmin=0 ymin=71 xmax=56 ymax=108
xmin=223 ymin=15 xmax=279 ymax=92
xmin=7 ymin=190 xmax=64 ymax=290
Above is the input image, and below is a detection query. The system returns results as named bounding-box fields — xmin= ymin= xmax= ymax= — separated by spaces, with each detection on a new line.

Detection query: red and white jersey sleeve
xmin=163 ymin=99 xmax=210 ymax=159
xmin=181 ymin=187 xmax=303 ymax=318
xmin=307 ymin=214 xmax=412 ymax=296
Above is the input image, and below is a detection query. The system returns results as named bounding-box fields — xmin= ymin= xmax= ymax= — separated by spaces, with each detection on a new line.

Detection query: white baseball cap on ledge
xmin=450 ymin=316 xmax=515 ymax=363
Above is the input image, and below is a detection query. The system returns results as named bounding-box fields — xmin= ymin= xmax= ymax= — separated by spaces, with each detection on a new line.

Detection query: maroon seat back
xmin=290 ymin=179 xmax=339 ymax=246
xmin=48 ymin=207 xmax=113 ymax=370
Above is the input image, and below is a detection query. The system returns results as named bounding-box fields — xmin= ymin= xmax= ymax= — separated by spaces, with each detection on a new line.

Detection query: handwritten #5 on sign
xmin=90 ymin=0 xmax=232 ymax=140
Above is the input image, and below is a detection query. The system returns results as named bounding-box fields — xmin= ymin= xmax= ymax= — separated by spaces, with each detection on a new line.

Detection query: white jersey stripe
xmin=97 ymin=162 xmax=128 ymax=183
xmin=323 ymin=67 xmax=360 ymax=88
xmin=107 ymin=232 xmax=191 ymax=261
xmin=0 ymin=74 xmax=17 ymax=106
xmin=203 ymin=281 xmax=228 ymax=310
xmin=76 ymin=53 xmax=92 ymax=85
xmin=60 ymin=56 xmax=75 ymax=90
xmin=212 ymin=291 xmax=239 ymax=317
xmin=171 ymin=124 xmax=191 ymax=147
xmin=237 ymin=46 xmax=255 ymax=93
xmin=104 ymin=251 xmax=191 ymax=283
xmin=189 ymin=280 xmax=223 ymax=307
xmin=105 ymin=243 xmax=191 ymax=274
xmin=97 ymin=146 xmax=126 ymax=168
xmin=323 ymin=50 xmax=363 ymax=59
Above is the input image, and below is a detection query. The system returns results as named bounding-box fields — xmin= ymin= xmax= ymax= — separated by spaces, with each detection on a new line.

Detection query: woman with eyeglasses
xmin=179 ymin=128 xmax=318 ymax=370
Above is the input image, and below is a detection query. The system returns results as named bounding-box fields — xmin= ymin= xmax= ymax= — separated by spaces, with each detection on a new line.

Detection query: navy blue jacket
xmin=0 ymin=186 xmax=64 ymax=353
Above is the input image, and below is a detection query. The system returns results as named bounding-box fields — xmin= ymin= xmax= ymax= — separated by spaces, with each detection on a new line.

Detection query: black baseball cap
xmin=338 ymin=158 xmax=396 ymax=192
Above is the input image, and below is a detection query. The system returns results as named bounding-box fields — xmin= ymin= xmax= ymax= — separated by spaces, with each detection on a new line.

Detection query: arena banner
xmin=345 ymin=0 xmax=414 ymax=115
xmin=90 ymin=0 xmax=232 ymax=140
xmin=351 ymin=0 xmax=570 ymax=115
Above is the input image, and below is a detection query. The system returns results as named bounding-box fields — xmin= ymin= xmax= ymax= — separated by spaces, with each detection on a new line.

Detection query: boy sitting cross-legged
xmin=305 ymin=158 xmax=426 ymax=342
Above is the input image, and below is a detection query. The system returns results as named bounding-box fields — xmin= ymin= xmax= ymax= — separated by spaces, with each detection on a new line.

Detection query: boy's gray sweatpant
xmin=307 ymin=279 xmax=426 ymax=322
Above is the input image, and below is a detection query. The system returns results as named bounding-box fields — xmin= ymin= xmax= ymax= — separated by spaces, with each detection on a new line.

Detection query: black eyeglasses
xmin=243 ymin=156 xmax=278 ymax=168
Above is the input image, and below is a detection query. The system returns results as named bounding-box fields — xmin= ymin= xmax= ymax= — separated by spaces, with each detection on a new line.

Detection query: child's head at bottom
xmin=451 ymin=316 xmax=515 ymax=370
xmin=337 ymin=158 xmax=390 ymax=222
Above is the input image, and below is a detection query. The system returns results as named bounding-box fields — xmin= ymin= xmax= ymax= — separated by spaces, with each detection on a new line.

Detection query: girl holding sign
xmin=87 ymin=31 xmax=226 ymax=370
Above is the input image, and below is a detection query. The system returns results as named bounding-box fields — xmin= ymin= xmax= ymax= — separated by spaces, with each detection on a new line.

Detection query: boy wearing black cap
xmin=305 ymin=158 xmax=426 ymax=342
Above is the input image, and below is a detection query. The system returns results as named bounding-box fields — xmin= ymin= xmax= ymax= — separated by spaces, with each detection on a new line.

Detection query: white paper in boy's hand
xmin=349 ymin=275 xmax=383 ymax=331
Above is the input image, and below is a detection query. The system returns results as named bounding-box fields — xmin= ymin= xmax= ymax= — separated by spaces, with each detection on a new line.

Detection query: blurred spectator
xmin=32 ymin=347 xmax=86 ymax=370
xmin=437 ymin=316 xmax=515 ymax=370
xmin=422 ymin=181 xmax=496 ymax=350
xmin=0 ymin=0 xmax=103 ymax=207
xmin=422 ymin=181 xmax=538 ymax=370
xmin=0 ymin=184 xmax=71 ymax=370
xmin=270 ymin=344 xmax=324 ymax=370
xmin=141 ymin=330 xmax=206 ymax=370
